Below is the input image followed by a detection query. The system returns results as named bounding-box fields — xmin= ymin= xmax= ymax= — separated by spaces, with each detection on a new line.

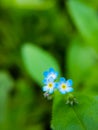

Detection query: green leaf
xmin=21 ymin=43 xmax=60 ymax=85
xmin=2 ymin=0 xmax=54 ymax=10
xmin=67 ymin=0 xmax=98 ymax=49
xmin=7 ymin=79 xmax=33 ymax=130
xmin=0 ymin=71 xmax=13 ymax=126
xmin=83 ymin=66 xmax=98 ymax=94
xmin=67 ymin=38 xmax=94 ymax=88
xmin=51 ymin=93 xmax=98 ymax=130
xmin=27 ymin=123 xmax=44 ymax=130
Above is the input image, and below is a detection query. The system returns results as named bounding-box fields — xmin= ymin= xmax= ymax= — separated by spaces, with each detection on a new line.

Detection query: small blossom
xmin=57 ymin=77 xmax=73 ymax=94
xmin=43 ymin=68 xmax=58 ymax=81
xmin=42 ymin=77 xmax=56 ymax=94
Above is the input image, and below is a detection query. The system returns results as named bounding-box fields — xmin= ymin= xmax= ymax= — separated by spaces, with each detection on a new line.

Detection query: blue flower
xmin=43 ymin=68 xmax=58 ymax=81
xmin=42 ymin=77 xmax=56 ymax=94
xmin=57 ymin=77 xmax=73 ymax=94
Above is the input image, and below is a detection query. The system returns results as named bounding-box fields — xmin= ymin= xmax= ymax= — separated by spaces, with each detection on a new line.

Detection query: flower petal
xmin=48 ymin=77 xmax=54 ymax=82
xmin=43 ymin=79 xmax=48 ymax=84
xmin=49 ymin=68 xmax=55 ymax=73
xmin=48 ymin=88 xmax=54 ymax=94
xmin=66 ymin=87 xmax=74 ymax=92
xmin=43 ymin=71 xmax=49 ymax=77
xmin=66 ymin=79 xmax=73 ymax=87
xmin=55 ymin=72 xmax=58 ymax=77
xmin=60 ymin=77 xmax=66 ymax=83
xmin=59 ymin=88 xmax=67 ymax=94
xmin=54 ymin=82 xmax=59 ymax=88
xmin=43 ymin=86 xmax=48 ymax=92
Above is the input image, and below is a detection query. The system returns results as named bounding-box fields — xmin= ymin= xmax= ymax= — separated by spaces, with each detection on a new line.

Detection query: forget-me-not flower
xmin=57 ymin=77 xmax=73 ymax=94
xmin=43 ymin=77 xmax=56 ymax=94
xmin=43 ymin=68 xmax=58 ymax=81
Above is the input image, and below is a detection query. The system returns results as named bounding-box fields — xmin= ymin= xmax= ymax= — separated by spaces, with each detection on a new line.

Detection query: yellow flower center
xmin=48 ymin=83 xmax=53 ymax=88
xmin=61 ymin=84 xmax=67 ymax=89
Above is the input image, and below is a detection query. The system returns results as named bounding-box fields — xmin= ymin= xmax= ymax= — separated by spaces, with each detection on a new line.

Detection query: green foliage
xmin=0 ymin=0 xmax=98 ymax=129
xmin=2 ymin=0 xmax=54 ymax=10
xmin=67 ymin=38 xmax=95 ymax=88
xmin=21 ymin=43 xmax=60 ymax=85
xmin=0 ymin=72 xmax=13 ymax=129
xmin=51 ymin=1 xmax=98 ymax=130
xmin=68 ymin=0 xmax=98 ymax=50
xmin=52 ymin=93 xmax=98 ymax=130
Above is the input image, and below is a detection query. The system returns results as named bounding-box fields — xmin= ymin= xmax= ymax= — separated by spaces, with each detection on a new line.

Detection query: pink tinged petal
xmin=43 ymin=86 xmax=48 ymax=92
xmin=66 ymin=87 xmax=74 ymax=92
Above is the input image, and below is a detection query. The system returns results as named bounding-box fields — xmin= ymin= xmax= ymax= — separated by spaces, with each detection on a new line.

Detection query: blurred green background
xmin=0 ymin=0 xmax=98 ymax=130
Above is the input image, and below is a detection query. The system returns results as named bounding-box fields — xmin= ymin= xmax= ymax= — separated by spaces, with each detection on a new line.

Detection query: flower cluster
xmin=42 ymin=68 xmax=74 ymax=96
